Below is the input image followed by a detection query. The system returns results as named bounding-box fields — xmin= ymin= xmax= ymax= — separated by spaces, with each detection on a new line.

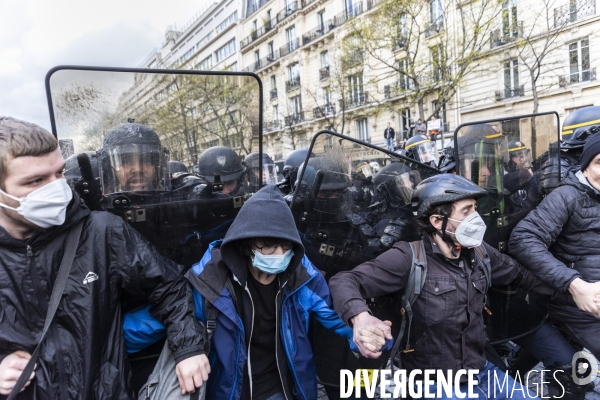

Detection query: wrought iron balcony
xmin=559 ymin=68 xmax=597 ymax=87
xmin=490 ymin=22 xmax=524 ymax=48
xmin=301 ymin=6 xmax=363 ymax=46
xmin=495 ymin=85 xmax=525 ymax=101
xmin=240 ymin=20 xmax=275 ymax=50
xmin=424 ymin=19 xmax=444 ymax=38
xmin=263 ymin=120 xmax=282 ymax=132
xmin=339 ymin=92 xmax=368 ymax=110
xmin=280 ymin=38 xmax=300 ymax=58
xmin=284 ymin=112 xmax=305 ymax=126
xmin=383 ymin=79 xmax=412 ymax=98
xmin=276 ymin=1 xmax=298 ymax=23
xmin=319 ymin=66 xmax=330 ymax=80
xmin=554 ymin=0 xmax=596 ymax=28
xmin=286 ymin=77 xmax=301 ymax=91
xmin=270 ymin=88 xmax=278 ymax=100
xmin=313 ymin=103 xmax=335 ymax=118
xmin=241 ymin=50 xmax=281 ymax=72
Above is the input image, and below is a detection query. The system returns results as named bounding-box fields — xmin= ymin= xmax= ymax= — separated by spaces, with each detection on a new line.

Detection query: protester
xmin=0 ymin=117 xmax=207 ymax=399
xmin=415 ymin=118 xmax=427 ymax=136
xmin=384 ymin=122 xmax=395 ymax=152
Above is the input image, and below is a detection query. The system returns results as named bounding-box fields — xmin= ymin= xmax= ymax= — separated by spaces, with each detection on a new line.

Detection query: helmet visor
xmin=356 ymin=164 xmax=373 ymax=179
xmin=411 ymin=141 xmax=438 ymax=164
xmin=102 ymin=143 xmax=170 ymax=193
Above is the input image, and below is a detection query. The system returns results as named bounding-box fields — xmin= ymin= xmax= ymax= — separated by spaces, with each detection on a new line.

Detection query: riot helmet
xmin=437 ymin=146 xmax=456 ymax=173
xmin=197 ymin=146 xmax=247 ymax=195
xmin=506 ymin=140 xmax=532 ymax=172
xmin=405 ymin=135 xmax=438 ymax=165
xmin=456 ymin=123 xmax=508 ymax=190
xmin=306 ymin=157 xmax=351 ymax=215
xmin=373 ymin=162 xmax=414 ymax=208
xmin=244 ymin=152 xmax=278 ymax=191
xmin=561 ymin=106 xmax=600 ymax=147
xmin=282 ymin=149 xmax=315 ymax=189
xmin=168 ymin=161 xmax=188 ymax=174
xmin=99 ymin=123 xmax=170 ymax=194
xmin=353 ymin=161 xmax=374 ymax=181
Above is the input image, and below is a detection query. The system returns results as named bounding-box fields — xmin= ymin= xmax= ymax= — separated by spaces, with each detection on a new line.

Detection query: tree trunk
xmin=530 ymin=69 xmax=539 ymax=157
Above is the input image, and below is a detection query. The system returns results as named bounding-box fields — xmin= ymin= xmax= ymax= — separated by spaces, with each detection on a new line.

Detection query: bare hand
xmin=350 ymin=312 xmax=392 ymax=359
xmin=569 ymin=278 xmax=600 ymax=318
xmin=175 ymin=354 xmax=210 ymax=395
xmin=0 ymin=351 xmax=36 ymax=395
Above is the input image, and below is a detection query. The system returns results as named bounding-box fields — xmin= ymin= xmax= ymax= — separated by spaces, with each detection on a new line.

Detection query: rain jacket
xmin=124 ymin=184 xmax=357 ymax=400
xmin=509 ymin=168 xmax=600 ymax=321
xmin=0 ymin=193 xmax=203 ymax=400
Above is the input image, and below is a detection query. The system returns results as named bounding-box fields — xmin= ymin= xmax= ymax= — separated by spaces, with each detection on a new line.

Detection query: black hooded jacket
xmin=509 ymin=169 xmax=600 ymax=317
xmin=0 ymin=193 xmax=203 ymax=400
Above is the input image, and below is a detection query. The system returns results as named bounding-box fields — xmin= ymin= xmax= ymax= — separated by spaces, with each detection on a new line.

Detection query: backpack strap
xmin=387 ymin=240 xmax=427 ymax=369
xmin=203 ymin=277 xmax=239 ymax=351
xmin=473 ymin=245 xmax=492 ymax=288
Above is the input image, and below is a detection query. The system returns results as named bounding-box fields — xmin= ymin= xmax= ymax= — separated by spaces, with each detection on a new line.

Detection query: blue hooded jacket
xmin=123 ymin=185 xmax=357 ymax=399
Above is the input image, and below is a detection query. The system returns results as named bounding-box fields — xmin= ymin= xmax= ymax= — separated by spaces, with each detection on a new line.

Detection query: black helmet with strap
xmin=197 ymin=146 xmax=246 ymax=183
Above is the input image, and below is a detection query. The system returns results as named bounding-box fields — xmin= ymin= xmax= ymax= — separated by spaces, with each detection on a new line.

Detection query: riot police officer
xmin=196 ymin=146 xmax=248 ymax=195
xmin=278 ymin=149 xmax=315 ymax=195
xmin=404 ymin=134 xmax=438 ymax=167
xmin=244 ymin=152 xmax=278 ymax=193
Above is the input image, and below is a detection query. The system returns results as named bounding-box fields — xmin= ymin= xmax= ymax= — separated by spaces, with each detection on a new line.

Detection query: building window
xmin=430 ymin=0 xmax=443 ymax=24
xmin=271 ymin=75 xmax=277 ymax=90
xmin=320 ymin=51 xmax=329 ymax=68
xmin=216 ymin=39 xmax=236 ymax=63
xmin=323 ymin=86 xmax=332 ymax=104
xmin=399 ymin=109 xmax=411 ymax=139
xmin=179 ymin=48 xmax=195 ymax=65
xmin=504 ymin=59 xmax=519 ymax=90
xmin=501 ymin=0 xmax=518 ymax=38
xmin=273 ymin=105 xmax=279 ymax=121
xmin=197 ymin=55 xmax=213 ymax=70
xmin=254 ymin=50 xmax=260 ymax=67
xmin=317 ymin=10 xmax=326 ymax=31
xmin=268 ymin=42 xmax=275 ymax=58
xmin=398 ymin=58 xmax=411 ymax=89
xmin=356 ymin=118 xmax=369 ymax=142
xmin=216 ymin=11 xmax=239 ymax=34
xmin=290 ymin=95 xmax=302 ymax=117
xmin=286 ymin=25 xmax=296 ymax=43
xmin=431 ymin=100 xmax=447 ymax=130
xmin=288 ymin=63 xmax=300 ymax=81
xmin=197 ymin=32 xmax=213 ymax=50
xmin=430 ymin=45 xmax=445 ymax=81
xmin=569 ymin=38 xmax=590 ymax=83
xmin=348 ymin=74 xmax=364 ymax=103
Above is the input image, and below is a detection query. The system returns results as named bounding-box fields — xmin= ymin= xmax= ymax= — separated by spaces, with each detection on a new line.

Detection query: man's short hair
xmin=0 ymin=117 xmax=58 ymax=187
xmin=416 ymin=202 xmax=454 ymax=235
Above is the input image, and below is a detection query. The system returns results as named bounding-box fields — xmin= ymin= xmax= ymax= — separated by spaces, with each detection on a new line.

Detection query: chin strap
xmin=437 ymin=216 xmax=461 ymax=257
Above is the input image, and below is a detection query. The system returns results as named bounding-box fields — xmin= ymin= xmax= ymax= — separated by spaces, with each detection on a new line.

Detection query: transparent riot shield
xmin=291 ymin=131 xmax=438 ymax=398
xmin=454 ymin=112 xmax=560 ymax=344
xmin=46 ymin=66 xmax=262 ymax=268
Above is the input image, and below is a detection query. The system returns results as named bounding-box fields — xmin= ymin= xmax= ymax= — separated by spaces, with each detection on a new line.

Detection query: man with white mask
xmin=0 ymin=117 xmax=208 ymax=399
xmin=329 ymin=174 xmax=572 ymax=399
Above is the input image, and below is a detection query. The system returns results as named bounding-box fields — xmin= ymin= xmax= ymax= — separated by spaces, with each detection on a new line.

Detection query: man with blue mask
xmin=0 ymin=117 xmax=208 ymax=399
xmin=329 ymin=174 xmax=582 ymax=399
xmin=123 ymin=184 xmax=376 ymax=400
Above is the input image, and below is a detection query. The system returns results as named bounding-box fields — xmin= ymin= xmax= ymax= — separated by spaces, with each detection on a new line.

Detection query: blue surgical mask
xmin=252 ymin=249 xmax=295 ymax=274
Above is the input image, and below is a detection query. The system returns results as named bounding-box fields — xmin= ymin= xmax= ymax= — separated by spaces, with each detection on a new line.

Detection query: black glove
xmin=380 ymin=217 xmax=422 ymax=248
xmin=75 ymin=153 xmax=103 ymax=210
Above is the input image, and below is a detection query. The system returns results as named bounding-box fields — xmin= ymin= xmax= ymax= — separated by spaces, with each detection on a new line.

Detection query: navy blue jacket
xmin=123 ymin=185 xmax=357 ymax=399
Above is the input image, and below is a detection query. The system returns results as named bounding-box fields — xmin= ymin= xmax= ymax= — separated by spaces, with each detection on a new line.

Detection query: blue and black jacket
xmin=123 ymin=185 xmax=357 ymax=399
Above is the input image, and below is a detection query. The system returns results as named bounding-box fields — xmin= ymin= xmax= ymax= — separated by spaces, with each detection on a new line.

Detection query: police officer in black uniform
xmin=196 ymin=146 xmax=248 ymax=196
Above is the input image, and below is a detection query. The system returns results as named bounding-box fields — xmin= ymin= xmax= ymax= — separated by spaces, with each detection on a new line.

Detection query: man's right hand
xmin=569 ymin=278 xmax=600 ymax=318
xmin=0 ymin=351 xmax=35 ymax=395
xmin=350 ymin=312 xmax=392 ymax=359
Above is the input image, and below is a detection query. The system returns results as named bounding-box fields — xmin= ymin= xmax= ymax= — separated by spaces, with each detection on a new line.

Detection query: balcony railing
xmin=276 ymin=1 xmax=299 ymax=23
xmin=286 ymin=77 xmax=301 ymax=91
xmin=559 ymin=68 xmax=597 ymax=87
xmin=301 ymin=4 xmax=364 ymax=46
xmin=394 ymin=39 xmax=406 ymax=51
xmin=495 ymin=85 xmax=525 ymax=101
xmin=263 ymin=120 xmax=283 ymax=132
xmin=280 ymin=38 xmax=300 ymax=58
xmin=383 ymin=79 xmax=412 ymax=98
xmin=313 ymin=103 xmax=336 ymax=118
xmin=490 ymin=22 xmax=524 ymax=48
xmin=339 ymin=92 xmax=368 ymax=110
xmin=248 ymin=0 xmax=270 ymax=17
xmin=424 ymin=19 xmax=444 ymax=38
xmin=284 ymin=112 xmax=305 ymax=126
xmin=554 ymin=0 xmax=596 ymax=28
xmin=366 ymin=0 xmax=380 ymax=10
xmin=319 ymin=66 xmax=330 ymax=80
xmin=240 ymin=20 xmax=276 ymax=49
xmin=241 ymin=50 xmax=281 ymax=72
xmin=301 ymin=0 xmax=318 ymax=7
xmin=270 ymin=88 xmax=278 ymax=100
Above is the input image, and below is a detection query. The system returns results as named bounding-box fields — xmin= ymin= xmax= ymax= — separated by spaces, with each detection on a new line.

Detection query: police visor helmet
xmin=506 ymin=140 xmax=531 ymax=172
xmin=373 ymin=162 xmax=414 ymax=207
xmin=100 ymin=123 xmax=170 ymax=194
xmin=245 ymin=152 xmax=277 ymax=187
xmin=168 ymin=161 xmax=188 ymax=174
xmin=197 ymin=146 xmax=247 ymax=183
xmin=307 ymin=157 xmax=351 ymax=214
xmin=411 ymin=174 xmax=487 ymax=218
xmin=405 ymin=134 xmax=438 ymax=165
xmin=282 ymin=149 xmax=315 ymax=187
xmin=562 ymin=106 xmax=600 ymax=149
xmin=437 ymin=146 xmax=456 ymax=173
xmin=354 ymin=161 xmax=374 ymax=181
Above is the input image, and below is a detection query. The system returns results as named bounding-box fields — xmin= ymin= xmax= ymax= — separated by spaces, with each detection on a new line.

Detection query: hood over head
xmin=220 ymin=184 xmax=304 ymax=284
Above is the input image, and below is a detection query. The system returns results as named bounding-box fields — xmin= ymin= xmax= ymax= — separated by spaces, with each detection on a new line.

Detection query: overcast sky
xmin=0 ymin=0 xmax=204 ymax=131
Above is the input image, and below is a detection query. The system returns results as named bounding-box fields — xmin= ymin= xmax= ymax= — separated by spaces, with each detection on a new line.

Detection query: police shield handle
xmin=350 ymin=311 xmax=392 ymax=359
xmin=569 ymin=278 xmax=600 ymax=319
xmin=175 ymin=354 xmax=211 ymax=395
xmin=75 ymin=153 xmax=102 ymax=210
xmin=0 ymin=351 xmax=36 ymax=395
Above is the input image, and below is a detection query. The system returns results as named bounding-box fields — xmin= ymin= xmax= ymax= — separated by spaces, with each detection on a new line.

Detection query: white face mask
xmin=0 ymin=179 xmax=73 ymax=229
xmin=445 ymin=212 xmax=486 ymax=248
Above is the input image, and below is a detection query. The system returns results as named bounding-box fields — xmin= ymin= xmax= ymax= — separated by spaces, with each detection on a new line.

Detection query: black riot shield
xmin=46 ymin=66 xmax=262 ymax=269
xmin=454 ymin=112 xmax=561 ymax=344
xmin=291 ymin=131 xmax=438 ymax=399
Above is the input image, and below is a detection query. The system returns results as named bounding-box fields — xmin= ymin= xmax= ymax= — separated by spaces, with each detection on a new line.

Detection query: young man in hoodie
xmin=124 ymin=184 xmax=384 ymax=400
xmin=0 ymin=117 xmax=208 ymax=399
